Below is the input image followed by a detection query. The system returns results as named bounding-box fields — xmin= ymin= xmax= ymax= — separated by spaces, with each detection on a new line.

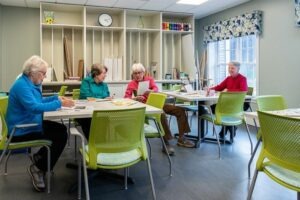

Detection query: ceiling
xmin=0 ymin=0 xmax=251 ymax=19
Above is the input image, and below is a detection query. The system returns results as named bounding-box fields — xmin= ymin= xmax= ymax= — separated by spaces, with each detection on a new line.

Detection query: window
xmin=207 ymin=35 xmax=258 ymax=94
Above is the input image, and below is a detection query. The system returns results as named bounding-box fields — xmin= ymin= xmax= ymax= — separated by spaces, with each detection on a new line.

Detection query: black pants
xmin=11 ymin=120 xmax=67 ymax=172
xmin=75 ymin=118 xmax=91 ymax=140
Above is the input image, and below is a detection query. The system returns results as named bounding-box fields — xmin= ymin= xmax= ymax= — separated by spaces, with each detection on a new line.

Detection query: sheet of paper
xmin=137 ymin=81 xmax=149 ymax=95
xmin=184 ymin=84 xmax=194 ymax=93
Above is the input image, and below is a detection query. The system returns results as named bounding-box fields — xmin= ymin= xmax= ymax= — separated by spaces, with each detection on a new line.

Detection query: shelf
xmin=42 ymin=23 xmax=84 ymax=29
xmin=41 ymin=3 xmax=195 ymax=83
xmin=86 ymin=26 xmax=123 ymax=31
xmin=162 ymin=30 xmax=194 ymax=34
xmin=126 ymin=28 xmax=160 ymax=32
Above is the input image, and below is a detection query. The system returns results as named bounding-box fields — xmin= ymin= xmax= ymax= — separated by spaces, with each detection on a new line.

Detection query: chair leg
xmin=81 ymin=140 xmax=90 ymax=200
xmin=297 ymin=192 xmax=300 ymax=200
xmin=4 ymin=150 xmax=12 ymax=175
xmin=45 ymin=145 xmax=51 ymax=194
xmin=124 ymin=168 xmax=128 ymax=190
xmin=78 ymin=153 xmax=82 ymax=200
xmin=159 ymin=136 xmax=172 ymax=176
xmin=146 ymin=138 xmax=152 ymax=159
xmin=74 ymin=137 xmax=78 ymax=161
xmin=247 ymin=139 xmax=262 ymax=179
xmin=67 ymin=119 xmax=71 ymax=148
xmin=146 ymin=158 xmax=156 ymax=200
xmin=244 ymin=122 xmax=253 ymax=154
xmin=247 ymin=169 xmax=259 ymax=200
xmin=212 ymin=123 xmax=221 ymax=159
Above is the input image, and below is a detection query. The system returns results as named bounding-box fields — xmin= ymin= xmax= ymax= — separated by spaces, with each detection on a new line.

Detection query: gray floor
xmin=0 ymin=115 xmax=296 ymax=200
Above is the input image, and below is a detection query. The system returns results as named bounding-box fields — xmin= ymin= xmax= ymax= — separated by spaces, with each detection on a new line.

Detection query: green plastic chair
xmin=0 ymin=97 xmax=52 ymax=193
xmin=248 ymin=95 xmax=287 ymax=178
xmin=70 ymin=107 xmax=156 ymax=200
xmin=72 ymin=89 xmax=80 ymax=100
xmin=200 ymin=92 xmax=253 ymax=159
xmin=144 ymin=92 xmax=172 ymax=176
xmin=247 ymin=111 xmax=300 ymax=200
xmin=58 ymin=85 xmax=68 ymax=96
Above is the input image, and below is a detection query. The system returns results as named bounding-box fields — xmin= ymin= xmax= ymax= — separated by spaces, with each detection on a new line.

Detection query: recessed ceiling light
xmin=176 ymin=0 xmax=208 ymax=5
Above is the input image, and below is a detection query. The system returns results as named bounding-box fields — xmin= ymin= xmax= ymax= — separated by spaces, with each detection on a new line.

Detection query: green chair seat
xmin=7 ymin=140 xmax=52 ymax=150
xmin=85 ymin=146 xmax=142 ymax=166
xmin=265 ymin=162 xmax=300 ymax=188
xmin=201 ymin=114 xmax=243 ymax=126
xmin=144 ymin=124 xmax=160 ymax=138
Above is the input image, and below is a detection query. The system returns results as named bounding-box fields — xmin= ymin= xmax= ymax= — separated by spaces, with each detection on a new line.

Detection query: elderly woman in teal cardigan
xmin=77 ymin=64 xmax=112 ymax=139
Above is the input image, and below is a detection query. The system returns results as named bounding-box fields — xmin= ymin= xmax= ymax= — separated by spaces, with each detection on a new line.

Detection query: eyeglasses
xmin=133 ymin=71 xmax=144 ymax=75
xmin=38 ymin=71 xmax=47 ymax=76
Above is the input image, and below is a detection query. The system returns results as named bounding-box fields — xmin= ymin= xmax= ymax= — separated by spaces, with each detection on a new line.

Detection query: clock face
xmin=98 ymin=13 xmax=113 ymax=27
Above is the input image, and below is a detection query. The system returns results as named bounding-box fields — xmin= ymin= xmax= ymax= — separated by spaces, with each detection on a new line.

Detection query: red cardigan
xmin=212 ymin=73 xmax=248 ymax=92
xmin=124 ymin=76 xmax=158 ymax=102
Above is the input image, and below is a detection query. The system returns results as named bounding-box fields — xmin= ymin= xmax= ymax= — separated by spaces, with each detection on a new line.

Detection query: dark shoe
xmin=28 ymin=164 xmax=46 ymax=192
xmin=162 ymin=145 xmax=175 ymax=156
xmin=32 ymin=154 xmax=42 ymax=165
xmin=218 ymin=131 xmax=225 ymax=139
xmin=177 ymin=138 xmax=195 ymax=148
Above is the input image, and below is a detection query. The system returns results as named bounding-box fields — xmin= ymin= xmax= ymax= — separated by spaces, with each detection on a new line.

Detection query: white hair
xmin=228 ymin=61 xmax=241 ymax=70
xmin=22 ymin=55 xmax=48 ymax=75
xmin=131 ymin=63 xmax=145 ymax=74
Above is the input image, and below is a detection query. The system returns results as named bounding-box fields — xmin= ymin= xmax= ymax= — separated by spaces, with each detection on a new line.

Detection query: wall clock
xmin=98 ymin=13 xmax=113 ymax=27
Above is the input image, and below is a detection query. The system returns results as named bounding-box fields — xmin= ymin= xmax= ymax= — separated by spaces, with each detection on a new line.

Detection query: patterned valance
xmin=203 ymin=10 xmax=262 ymax=44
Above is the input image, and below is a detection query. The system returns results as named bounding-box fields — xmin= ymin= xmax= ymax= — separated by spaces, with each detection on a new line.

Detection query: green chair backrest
xmin=88 ymin=107 xmax=146 ymax=169
xmin=0 ymin=97 xmax=8 ymax=147
xmin=0 ymin=96 xmax=8 ymax=117
xmin=72 ymin=89 xmax=80 ymax=100
xmin=215 ymin=92 xmax=246 ymax=124
xmin=256 ymin=95 xmax=287 ymax=111
xmin=146 ymin=93 xmax=167 ymax=120
xmin=247 ymin=87 xmax=254 ymax=96
xmin=257 ymin=111 xmax=300 ymax=173
xmin=58 ymin=86 xmax=68 ymax=96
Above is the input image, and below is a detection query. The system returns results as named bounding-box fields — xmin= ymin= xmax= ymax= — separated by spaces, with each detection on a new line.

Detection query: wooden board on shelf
xmin=77 ymin=59 xmax=84 ymax=80
xmin=63 ymin=36 xmax=73 ymax=78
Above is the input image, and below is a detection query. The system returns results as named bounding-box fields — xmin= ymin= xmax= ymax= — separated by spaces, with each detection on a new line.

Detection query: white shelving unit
xmin=40 ymin=3 xmax=195 ymax=83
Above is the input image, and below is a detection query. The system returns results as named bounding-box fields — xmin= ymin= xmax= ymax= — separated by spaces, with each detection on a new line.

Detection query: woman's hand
xmin=59 ymin=97 xmax=74 ymax=107
xmin=134 ymin=95 xmax=146 ymax=102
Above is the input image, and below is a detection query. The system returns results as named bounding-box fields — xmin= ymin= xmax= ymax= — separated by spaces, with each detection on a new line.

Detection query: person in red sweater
xmin=124 ymin=63 xmax=195 ymax=155
xmin=205 ymin=61 xmax=248 ymax=138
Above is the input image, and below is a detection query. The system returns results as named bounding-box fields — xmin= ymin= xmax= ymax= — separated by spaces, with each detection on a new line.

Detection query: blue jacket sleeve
xmin=15 ymin=85 xmax=61 ymax=113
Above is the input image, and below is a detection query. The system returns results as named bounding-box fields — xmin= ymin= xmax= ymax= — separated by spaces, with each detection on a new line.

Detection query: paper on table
xmin=137 ymin=81 xmax=149 ymax=95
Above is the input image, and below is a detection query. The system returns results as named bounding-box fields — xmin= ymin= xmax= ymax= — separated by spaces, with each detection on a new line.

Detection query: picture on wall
xmin=295 ymin=0 xmax=300 ymax=26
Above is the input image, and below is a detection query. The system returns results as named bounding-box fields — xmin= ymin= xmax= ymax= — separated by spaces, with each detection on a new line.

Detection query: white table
xmin=162 ymin=91 xmax=220 ymax=147
xmin=44 ymin=99 xmax=162 ymax=120
xmin=245 ymin=108 xmax=300 ymax=123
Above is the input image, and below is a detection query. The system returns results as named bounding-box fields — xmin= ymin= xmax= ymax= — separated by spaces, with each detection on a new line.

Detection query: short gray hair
xmin=22 ymin=55 xmax=48 ymax=75
xmin=131 ymin=63 xmax=145 ymax=74
xmin=228 ymin=61 xmax=241 ymax=70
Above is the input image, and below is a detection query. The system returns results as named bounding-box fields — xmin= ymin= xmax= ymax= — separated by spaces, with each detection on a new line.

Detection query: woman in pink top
xmin=124 ymin=63 xmax=158 ymax=103
xmin=124 ymin=63 xmax=195 ymax=155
